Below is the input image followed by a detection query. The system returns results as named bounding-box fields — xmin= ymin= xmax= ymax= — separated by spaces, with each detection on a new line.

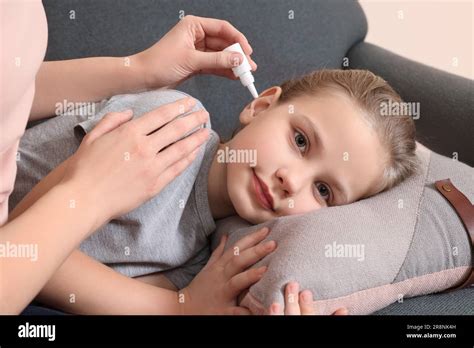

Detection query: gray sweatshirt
xmin=9 ymin=89 xmax=220 ymax=289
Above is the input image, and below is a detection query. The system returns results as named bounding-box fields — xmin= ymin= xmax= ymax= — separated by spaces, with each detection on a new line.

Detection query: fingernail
xmin=257 ymin=266 xmax=267 ymax=275
xmin=264 ymin=240 xmax=276 ymax=251
xmin=302 ymin=291 xmax=312 ymax=303
xmin=122 ymin=109 xmax=133 ymax=116
xmin=261 ymin=227 xmax=270 ymax=236
xmin=289 ymin=282 xmax=299 ymax=293
xmin=231 ymin=53 xmax=242 ymax=67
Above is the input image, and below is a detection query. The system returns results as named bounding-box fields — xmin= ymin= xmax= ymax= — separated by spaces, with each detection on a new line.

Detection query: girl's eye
xmin=314 ymin=182 xmax=331 ymax=204
xmin=294 ymin=130 xmax=308 ymax=153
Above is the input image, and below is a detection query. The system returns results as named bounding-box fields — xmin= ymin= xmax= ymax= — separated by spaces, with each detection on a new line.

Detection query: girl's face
xmin=224 ymin=86 xmax=387 ymax=224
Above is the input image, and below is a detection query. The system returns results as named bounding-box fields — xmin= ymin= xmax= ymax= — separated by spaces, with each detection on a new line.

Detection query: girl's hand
xmin=61 ymin=97 xmax=209 ymax=231
xmin=134 ymin=15 xmax=257 ymax=89
xmin=269 ymin=282 xmax=349 ymax=315
xmin=181 ymin=227 xmax=276 ymax=315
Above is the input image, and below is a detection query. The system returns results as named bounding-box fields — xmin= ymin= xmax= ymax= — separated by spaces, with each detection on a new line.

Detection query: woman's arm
xmin=9 ymin=156 xmax=182 ymax=314
xmin=30 ymin=57 xmax=146 ymax=121
xmin=8 ymin=158 xmax=70 ymax=221
xmin=0 ymin=170 xmax=98 ymax=313
xmin=30 ymin=15 xmax=257 ymax=121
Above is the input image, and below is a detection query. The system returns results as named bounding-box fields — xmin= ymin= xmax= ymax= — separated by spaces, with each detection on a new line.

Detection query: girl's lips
xmin=252 ymin=170 xmax=274 ymax=211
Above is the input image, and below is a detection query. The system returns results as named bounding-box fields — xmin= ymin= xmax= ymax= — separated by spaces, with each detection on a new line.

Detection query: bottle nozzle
xmin=247 ymin=83 xmax=259 ymax=99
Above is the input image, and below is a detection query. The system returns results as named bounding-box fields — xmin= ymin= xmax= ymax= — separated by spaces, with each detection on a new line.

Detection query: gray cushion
xmin=211 ymin=144 xmax=473 ymax=314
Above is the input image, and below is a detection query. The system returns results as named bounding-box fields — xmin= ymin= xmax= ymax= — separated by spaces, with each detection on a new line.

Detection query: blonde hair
xmin=278 ymin=69 xmax=419 ymax=193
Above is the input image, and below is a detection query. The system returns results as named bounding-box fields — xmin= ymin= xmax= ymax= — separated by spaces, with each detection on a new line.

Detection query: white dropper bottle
xmin=223 ymin=43 xmax=259 ymax=99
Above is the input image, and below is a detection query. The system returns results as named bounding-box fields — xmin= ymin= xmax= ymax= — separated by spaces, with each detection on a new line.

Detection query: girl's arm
xmin=37 ymin=250 xmax=181 ymax=314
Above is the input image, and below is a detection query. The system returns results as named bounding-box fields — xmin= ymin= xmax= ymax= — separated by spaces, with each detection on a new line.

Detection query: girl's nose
xmin=276 ymin=168 xmax=299 ymax=197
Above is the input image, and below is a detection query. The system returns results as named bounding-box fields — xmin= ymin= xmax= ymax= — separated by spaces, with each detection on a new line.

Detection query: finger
xmin=225 ymin=266 xmax=267 ymax=299
xmin=149 ymin=109 xmax=209 ymax=152
xmin=333 ymin=308 xmax=349 ymax=315
xmin=199 ymin=47 xmax=257 ymax=78
xmin=193 ymin=16 xmax=253 ymax=55
xmin=207 ymin=234 xmax=228 ymax=267
xmin=222 ymin=306 xmax=252 ymax=315
xmin=218 ymin=227 xmax=270 ymax=266
xmin=248 ymin=56 xmax=258 ymax=71
xmin=284 ymin=282 xmax=301 ymax=315
xmin=154 ymin=126 xmax=209 ymax=171
xmin=85 ymin=110 xmax=133 ymax=144
xmin=203 ymin=42 xmax=257 ymax=69
xmin=150 ymin=134 xmax=207 ymax=196
xmin=205 ymin=36 xmax=233 ymax=52
xmin=203 ymin=46 xmax=257 ymax=70
xmin=223 ymin=240 xmax=276 ymax=278
xmin=194 ymin=50 xmax=245 ymax=71
xmin=195 ymin=50 xmax=258 ymax=73
xmin=269 ymin=303 xmax=283 ymax=315
xmin=132 ymin=97 xmax=196 ymax=135
xmin=299 ymin=290 xmax=315 ymax=315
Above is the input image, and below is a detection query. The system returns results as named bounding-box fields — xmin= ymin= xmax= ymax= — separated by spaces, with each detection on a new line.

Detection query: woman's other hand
xmin=134 ymin=15 xmax=257 ymax=88
xmin=60 ymin=97 xmax=209 ymax=230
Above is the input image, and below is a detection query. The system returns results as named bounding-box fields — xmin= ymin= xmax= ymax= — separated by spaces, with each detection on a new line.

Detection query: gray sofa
xmin=38 ymin=0 xmax=473 ymax=314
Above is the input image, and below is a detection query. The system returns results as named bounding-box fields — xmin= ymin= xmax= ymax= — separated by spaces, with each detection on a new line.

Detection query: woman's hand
xmin=60 ymin=97 xmax=209 ymax=231
xmin=269 ymin=282 xmax=349 ymax=315
xmin=180 ymin=227 xmax=276 ymax=315
xmin=134 ymin=15 xmax=257 ymax=89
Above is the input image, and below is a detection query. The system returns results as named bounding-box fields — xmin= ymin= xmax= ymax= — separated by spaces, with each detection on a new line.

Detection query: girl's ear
xmin=239 ymin=86 xmax=282 ymax=126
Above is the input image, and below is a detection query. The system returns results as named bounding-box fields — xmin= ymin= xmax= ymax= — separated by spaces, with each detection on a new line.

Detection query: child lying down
xmin=9 ymin=69 xmax=418 ymax=314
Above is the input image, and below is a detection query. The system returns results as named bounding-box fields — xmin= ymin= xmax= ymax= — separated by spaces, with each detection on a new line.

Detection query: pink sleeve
xmin=0 ymin=0 xmax=47 ymax=225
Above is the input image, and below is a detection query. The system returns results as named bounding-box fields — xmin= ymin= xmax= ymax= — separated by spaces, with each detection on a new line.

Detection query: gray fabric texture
xmin=394 ymin=152 xmax=474 ymax=284
xmin=211 ymin=145 xmax=473 ymax=313
xmin=10 ymin=89 xmax=220 ymax=290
